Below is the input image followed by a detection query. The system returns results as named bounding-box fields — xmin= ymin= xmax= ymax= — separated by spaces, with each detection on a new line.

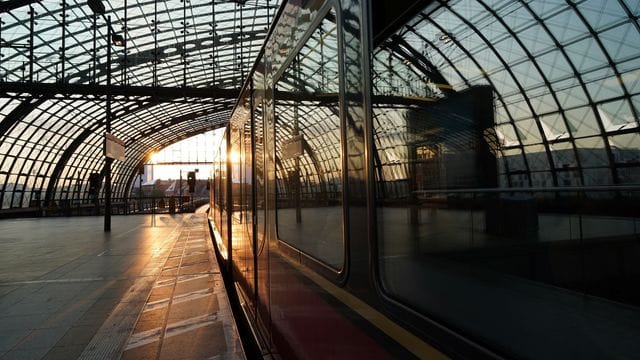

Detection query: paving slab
xmin=0 ymin=213 xmax=243 ymax=360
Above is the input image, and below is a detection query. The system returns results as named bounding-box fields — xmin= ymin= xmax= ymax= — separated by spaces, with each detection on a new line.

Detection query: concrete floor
xmin=0 ymin=213 xmax=243 ymax=360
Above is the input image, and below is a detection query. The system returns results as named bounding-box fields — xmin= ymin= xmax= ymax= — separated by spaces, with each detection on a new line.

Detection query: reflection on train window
xmin=213 ymin=137 xmax=228 ymax=257
xmin=274 ymin=9 xmax=343 ymax=270
xmin=229 ymin=93 xmax=255 ymax=296
xmin=253 ymin=83 xmax=266 ymax=253
xmin=374 ymin=3 xmax=640 ymax=357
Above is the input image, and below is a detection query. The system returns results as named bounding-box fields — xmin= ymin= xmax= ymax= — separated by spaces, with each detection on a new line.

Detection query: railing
xmin=0 ymin=196 xmax=210 ymax=218
xmin=410 ymin=184 xmax=640 ymax=218
xmin=378 ymin=185 xmax=640 ymax=305
xmin=120 ymin=196 xmax=210 ymax=215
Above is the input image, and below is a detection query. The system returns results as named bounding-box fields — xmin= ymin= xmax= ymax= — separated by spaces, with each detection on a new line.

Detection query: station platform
xmin=0 ymin=212 xmax=244 ymax=360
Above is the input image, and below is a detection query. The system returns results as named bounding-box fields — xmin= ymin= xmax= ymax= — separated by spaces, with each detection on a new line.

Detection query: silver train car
xmin=209 ymin=0 xmax=640 ymax=358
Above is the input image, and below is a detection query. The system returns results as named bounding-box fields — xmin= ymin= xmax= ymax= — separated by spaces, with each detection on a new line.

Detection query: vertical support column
xmin=60 ymin=0 xmax=66 ymax=83
xmin=28 ymin=6 xmax=34 ymax=82
xmin=232 ymin=2 xmax=237 ymax=84
xmin=320 ymin=27 xmax=324 ymax=89
xmin=92 ymin=13 xmax=97 ymax=84
xmin=0 ymin=17 xmax=3 ymax=80
xmin=211 ymin=0 xmax=216 ymax=86
xmin=105 ymin=16 xmax=112 ymax=232
xmin=74 ymin=170 xmax=80 ymax=204
xmin=266 ymin=0 xmax=270 ymax=22
xmin=239 ymin=2 xmax=244 ymax=84
xmin=153 ymin=0 xmax=158 ymax=86
xmin=182 ymin=0 xmax=187 ymax=88
xmin=123 ymin=0 xmax=128 ymax=85
xmin=139 ymin=167 xmax=143 ymax=211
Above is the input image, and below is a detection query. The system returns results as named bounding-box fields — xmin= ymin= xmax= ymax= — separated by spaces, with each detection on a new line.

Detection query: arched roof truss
xmin=0 ymin=0 xmax=280 ymax=209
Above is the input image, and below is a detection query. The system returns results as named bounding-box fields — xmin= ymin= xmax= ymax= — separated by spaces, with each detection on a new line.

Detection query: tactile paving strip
xmin=120 ymin=214 xmax=244 ymax=360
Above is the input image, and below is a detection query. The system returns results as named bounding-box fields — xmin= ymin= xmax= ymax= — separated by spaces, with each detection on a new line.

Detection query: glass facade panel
xmin=546 ymin=10 xmax=588 ymax=44
xmin=586 ymin=75 xmax=626 ymax=103
xmin=599 ymin=99 xmax=637 ymax=132
xmin=624 ymin=0 xmax=640 ymax=16
xmin=540 ymin=113 xmax=569 ymax=140
xmin=514 ymin=118 xmax=543 ymax=145
xmin=528 ymin=92 xmax=558 ymax=115
xmin=565 ymin=106 xmax=601 ymax=138
xmin=577 ymin=1 xmax=627 ymax=31
xmin=574 ymin=137 xmax=608 ymax=167
xmin=600 ymin=23 xmax=640 ymax=63
xmin=524 ymin=144 xmax=550 ymax=172
xmin=517 ymin=24 xmax=555 ymax=54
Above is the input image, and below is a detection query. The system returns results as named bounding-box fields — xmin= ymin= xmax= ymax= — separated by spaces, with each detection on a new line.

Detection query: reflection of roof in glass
xmin=372 ymin=0 xmax=640 ymax=187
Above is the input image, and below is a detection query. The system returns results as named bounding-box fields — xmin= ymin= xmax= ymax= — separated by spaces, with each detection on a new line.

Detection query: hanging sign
xmin=282 ymin=134 xmax=304 ymax=160
xmin=104 ymin=133 xmax=125 ymax=161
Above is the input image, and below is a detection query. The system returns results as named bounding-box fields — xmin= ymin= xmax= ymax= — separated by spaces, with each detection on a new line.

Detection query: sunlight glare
xmin=142 ymin=129 xmax=225 ymax=182
xmin=229 ymin=150 xmax=241 ymax=164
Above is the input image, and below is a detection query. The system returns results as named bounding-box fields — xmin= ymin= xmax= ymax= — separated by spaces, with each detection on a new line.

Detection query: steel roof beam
xmin=0 ymin=96 xmax=45 ymax=138
xmin=0 ymin=82 xmax=240 ymax=100
xmin=382 ymin=34 xmax=454 ymax=96
xmin=0 ymin=0 xmax=41 ymax=13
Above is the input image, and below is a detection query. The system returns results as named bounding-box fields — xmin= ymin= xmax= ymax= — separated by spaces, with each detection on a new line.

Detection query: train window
xmin=214 ymin=135 xmax=228 ymax=257
xmin=373 ymin=2 xmax=640 ymax=358
xmin=253 ymin=70 xmax=269 ymax=315
xmin=274 ymin=9 xmax=343 ymax=270
xmin=229 ymin=91 xmax=255 ymax=298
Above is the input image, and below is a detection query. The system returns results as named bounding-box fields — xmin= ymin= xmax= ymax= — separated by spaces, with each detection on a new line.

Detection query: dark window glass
xmin=374 ymin=2 xmax=640 ymax=358
xmin=274 ymin=10 xmax=343 ymax=270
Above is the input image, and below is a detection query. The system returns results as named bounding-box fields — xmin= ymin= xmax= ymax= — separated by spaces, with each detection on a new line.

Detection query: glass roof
xmin=1 ymin=0 xmax=277 ymax=87
xmin=0 ymin=0 xmax=280 ymax=209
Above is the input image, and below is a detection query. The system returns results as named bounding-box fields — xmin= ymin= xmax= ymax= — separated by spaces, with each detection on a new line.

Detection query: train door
xmin=230 ymin=90 xmax=256 ymax=312
xmin=252 ymin=74 xmax=272 ymax=346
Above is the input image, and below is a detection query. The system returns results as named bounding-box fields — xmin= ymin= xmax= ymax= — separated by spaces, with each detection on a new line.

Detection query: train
xmin=208 ymin=0 xmax=640 ymax=358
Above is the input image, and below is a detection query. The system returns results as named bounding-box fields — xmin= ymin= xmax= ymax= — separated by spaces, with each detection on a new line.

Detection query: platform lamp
xmin=88 ymin=0 xmax=125 ymax=232
xmin=88 ymin=0 xmax=125 ymax=46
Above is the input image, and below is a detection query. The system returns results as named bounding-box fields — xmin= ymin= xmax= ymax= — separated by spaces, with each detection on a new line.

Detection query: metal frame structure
xmin=0 ymin=0 xmax=279 ymax=210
